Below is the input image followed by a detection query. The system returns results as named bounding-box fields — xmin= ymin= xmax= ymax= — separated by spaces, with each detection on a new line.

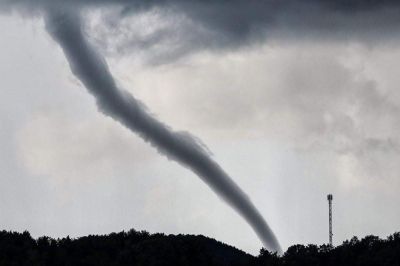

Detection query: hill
xmin=0 ymin=229 xmax=253 ymax=266
xmin=0 ymin=229 xmax=400 ymax=265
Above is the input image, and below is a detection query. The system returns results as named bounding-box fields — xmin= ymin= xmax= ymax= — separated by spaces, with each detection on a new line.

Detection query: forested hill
xmin=0 ymin=229 xmax=252 ymax=266
xmin=0 ymin=229 xmax=400 ymax=266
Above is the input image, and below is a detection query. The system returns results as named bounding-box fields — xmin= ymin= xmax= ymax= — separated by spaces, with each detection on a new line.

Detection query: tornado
xmin=44 ymin=9 xmax=282 ymax=253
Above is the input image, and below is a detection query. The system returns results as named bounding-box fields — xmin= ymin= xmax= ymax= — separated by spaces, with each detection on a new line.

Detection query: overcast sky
xmin=1 ymin=1 xmax=400 ymax=255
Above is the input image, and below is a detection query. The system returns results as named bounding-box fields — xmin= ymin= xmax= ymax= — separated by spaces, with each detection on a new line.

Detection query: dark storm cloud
xmin=3 ymin=0 xmax=400 ymax=63
xmin=92 ymin=0 xmax=400 ymax=63
xmin=44 ymin=9 xmax=282 ymax=253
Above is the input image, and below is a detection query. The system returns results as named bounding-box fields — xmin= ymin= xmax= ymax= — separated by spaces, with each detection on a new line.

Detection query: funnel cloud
xmin=44 ymin=9 xmax=282 ymax=253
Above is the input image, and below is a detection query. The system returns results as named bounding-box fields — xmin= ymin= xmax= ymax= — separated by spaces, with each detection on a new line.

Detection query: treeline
xmin=256 ymin=233 xmax=400 ymax=266
xmin=0 ymin=229 xmax=399 ymax=266
xmin=0 ymin=229 xmax=252 ymax=266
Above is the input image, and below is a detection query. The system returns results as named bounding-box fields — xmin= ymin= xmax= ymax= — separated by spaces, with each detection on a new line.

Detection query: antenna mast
xmin=327 ymin=194 xmax=333 ymax=246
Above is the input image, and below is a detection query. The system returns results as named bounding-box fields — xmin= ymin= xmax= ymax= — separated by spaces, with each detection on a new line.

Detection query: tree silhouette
xmin=0 ymin=229 xmax=399 ymax=265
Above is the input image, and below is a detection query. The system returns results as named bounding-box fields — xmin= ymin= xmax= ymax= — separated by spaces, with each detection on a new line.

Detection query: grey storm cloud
xmin=4 ymin=0 xmax=400 ymax=63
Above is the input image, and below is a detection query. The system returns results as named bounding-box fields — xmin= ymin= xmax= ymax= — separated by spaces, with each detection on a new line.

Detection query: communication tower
xmin=327 ymin=194 xmax=333 ymax=246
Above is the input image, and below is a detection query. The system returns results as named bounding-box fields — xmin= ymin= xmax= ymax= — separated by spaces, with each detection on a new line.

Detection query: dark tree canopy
xmin=0 ymin=229 xmax=399 ymax=266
